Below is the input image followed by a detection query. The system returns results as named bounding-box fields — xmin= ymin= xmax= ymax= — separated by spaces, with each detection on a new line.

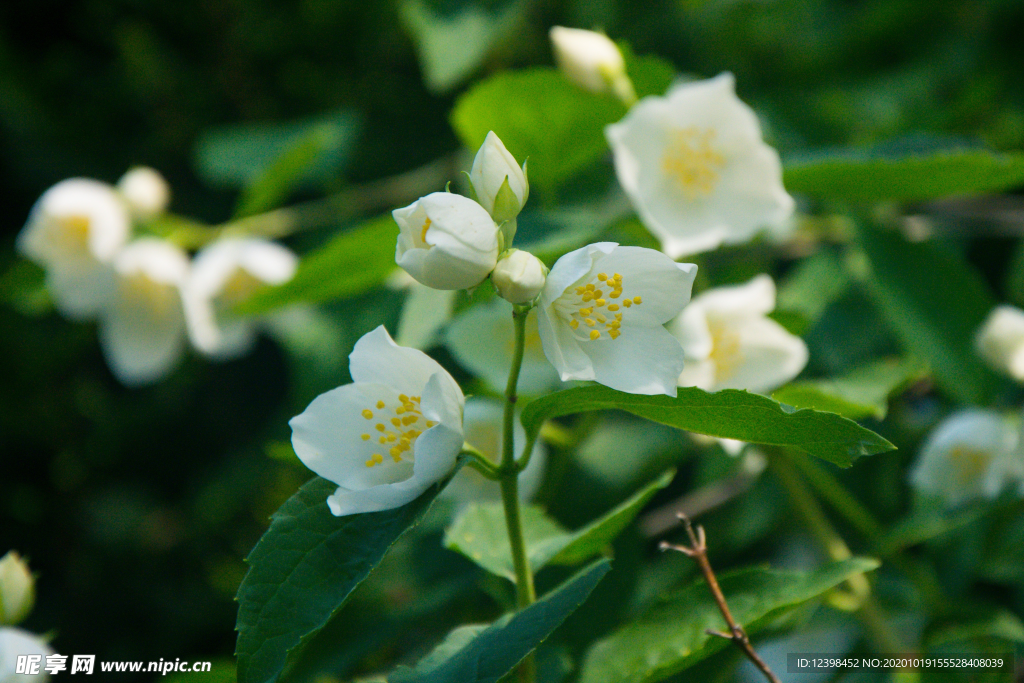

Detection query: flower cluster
xmin=17 ymin=170 xmax=297 ymax=386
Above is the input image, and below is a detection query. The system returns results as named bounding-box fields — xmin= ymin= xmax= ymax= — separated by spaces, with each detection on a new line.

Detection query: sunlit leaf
xmin=520 ymin=386 xmax=894 ymax=467
xmin=389 ymin=560 xmax=611 ymax=683
xmin=578 ymin=558 xmax=880 ymax=683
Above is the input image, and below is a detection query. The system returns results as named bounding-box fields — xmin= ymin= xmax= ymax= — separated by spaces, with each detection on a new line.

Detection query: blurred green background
xmin=3 ymin=0 xmax=1024 ymax=679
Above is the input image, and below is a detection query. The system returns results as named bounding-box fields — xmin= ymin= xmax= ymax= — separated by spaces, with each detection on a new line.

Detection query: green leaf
xmin=776 ymin=249 xmax=851 ymax=324
xmin=854 ymin=224 xmax=1000 ymax=404
xmin=444 ymin=470 xmax=674 ymax=579
xmin=0 ymin=259 xmax=50 ymax=316
xmin=237 ymin=214 xmax=397 ymax=314
xmin=619 ymin=43 xmax=675 ymax=99
xmin=194 ymin=109 xmax=360 ymax=189
xmin=399 ymin=0 xmax=526 ymax=94
xmin=388 ymin=559 xmax=611 ymax=683
xmin=234 ymin=124 xmax=343 ymax=217
xmin=784 ymin=146 xmax=1024 ymax=204
xmin=772 ymin=356 xmax=924 ymax=420
xmin=578 ymin=558 xmax=880 ymax=683
xmin=451 ymin=68 xmax=625 ymax=195
xmin=235 ymin=475 xmax=450 ymax=683
xmin=520 ymin=386 xmax=894 ymax=468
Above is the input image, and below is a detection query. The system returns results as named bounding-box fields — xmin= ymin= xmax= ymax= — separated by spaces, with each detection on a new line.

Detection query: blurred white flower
xmin=909 ymin=409 xmax=1024 ymax=507
xmin=0 ymin=627 xmax=53 ymax=682
xmin=445 ymin=298 xmax=562 ymax=395
xmin=537 ymin=242 xmax=697 ymax=395
xmin=16 ymin=178 xmax=131 ymax=319
xmin=99 ymin=239 xmax=190 ymax=386
xmin=116 ymin=166 xmax=170 ymax=219
xmin=393 ymin=192 xmax=500 ymax=290
xmin=388 ymin=270 xmax=458 ymax=350
xmin=605 ymin=73 xmax=794 ymax=258
xmin=976 ymin=304 xmax=1024 ymax=381
xmin=469 ymin=132 xmax=528 ymax=225
xmin=549 ymin=26 xmax=635 ymax=104
xmin=492 ymin=249 xmax=547 ymax=304
xmin=290 ymin=326 xmax=465 ymax=516
xmin=184 ymin=238 xmax=297 ymax=359
xmin=0 ymin=553 xmax=33 ymax=626
xmin=441 ymin=398 xmax=546 ymax=505
xmin=671 ymin=275 xmax=807 ymax=393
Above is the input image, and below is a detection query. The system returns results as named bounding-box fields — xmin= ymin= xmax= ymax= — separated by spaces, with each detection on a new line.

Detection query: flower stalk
xmin=500 ymin=305 xmax=537 ymax=682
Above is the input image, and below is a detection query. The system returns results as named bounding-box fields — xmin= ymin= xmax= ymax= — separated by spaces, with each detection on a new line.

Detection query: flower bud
xmin=549 ymin=26 xmax=636 ymax=104
xmin=469 ymin=132 xmax=528 ymax=226
xmin=0 ymin=552 xmax=34 ymax=626
xmin=117 ymin=166 xmax=171 ymax=219
xmin=492 ymin=249 xmax=547 ymax=304
xmin=394 ymin=192 xmax=500 ymax=290
xmin=976 ymin=305 xmax=1024 ymax=381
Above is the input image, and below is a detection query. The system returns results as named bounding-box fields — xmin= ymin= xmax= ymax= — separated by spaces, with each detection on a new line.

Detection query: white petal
xmin=693 ymin=274 xmax=776 ymax=318
xmin=349 ymin=326 xmax=461 ymax=403
xmin=326 ymin=476 xmax=431 ymax=516
xmin=45 ymin=262 xmax=117 ymax=320
xmin=589 ymin=246 xmax=697 ymax=322
xmin=581 ymin=325 xmax=684 ymax=395
xmin=0 ymin=627 xmax=54 ymax=682
xmin=710 ymin=316 xmax=808 ymax=393
xmin=445 ymin=298 xmax=561 ymax=394
xmin=537 ymin=300 xmax=596 ymax=381
xmin=668 ymin=302 xmax=714 ymax=361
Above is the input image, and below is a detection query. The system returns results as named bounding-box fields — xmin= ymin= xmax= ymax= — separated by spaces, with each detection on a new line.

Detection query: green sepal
xmin=491 ymin=175 xmax=522 ymax=225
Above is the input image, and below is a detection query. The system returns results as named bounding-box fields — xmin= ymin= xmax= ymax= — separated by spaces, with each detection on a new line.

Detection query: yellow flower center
xmin=57 ymin=214 xmax=92 ymax=254
xmin=661 ymin=127 xmax=725 ymax=199
xmin=359 ymin=394 xmax=437 ymax=468
xmin=219 ymin=268 xmax=264 ymax=306
xmin=554 ymin=272 xmax=642 ymax=341
xmin=706 ymin=318 xmax=744 ymax=382
xmin=949 ymin=446 xmax=991 ymax=486
xmin=420 ymin=217 xmax=432 ymax=246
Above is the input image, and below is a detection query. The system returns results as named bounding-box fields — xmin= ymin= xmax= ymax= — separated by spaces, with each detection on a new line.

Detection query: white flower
xmin=116 ymin=166 xmax=170 ymax=219
xmin=290 ymin=326 xmax=465 ymax=516
xmin=0 ymin=553 xmax=33 ymax=626
xmin=670 ymin=274 xmax=807 ymax=394
xmin=549 ymin=26 xmax=635 ymax=104
xmin=16 ymin=178 xmax=131 ymax=319
xmin=387 ymin=270 xmax=458 ymax=350
xmin=605 ymin=73 xmax=794 ymax=258
xmin=394 ymin=192 xmax=500 ymax=290
xmin=492 ymin=249 xmax=547 ymax=304
xmin=469 ymin=132 xmax=528 ymax=224
xmin=0 ymin=627 xmax=53 ymax=682
xmin=976 ymin=305 xmax=1024 ymax=381
xmin=98 ymin=239 xmax=190 ymax=386
xmin=441 ymin=398 xmax=546 ymax=505
xmin=537 ymin=242 xmax=697 ymax=396
xmin=909 ymin=409 xmax=1024 ymax=507
xmin=445 ymin=298 xmax=562 ymax=395
xmin=183 ymin=238 xmax=297 ymax=359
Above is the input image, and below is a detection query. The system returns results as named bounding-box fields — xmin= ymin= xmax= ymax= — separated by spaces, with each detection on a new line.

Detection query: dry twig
xmin=660 ymin=513 xmax=782 ymax=683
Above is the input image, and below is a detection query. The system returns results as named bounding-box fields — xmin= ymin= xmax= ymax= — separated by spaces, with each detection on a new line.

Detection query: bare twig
xmin=660 ymin=513 xmax=782 ymax=683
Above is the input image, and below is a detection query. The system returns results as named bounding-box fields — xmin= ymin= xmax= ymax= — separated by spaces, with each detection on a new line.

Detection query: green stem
xmin=459 ymin=446 xmax=500 ymax=480
xmin=500 ymin=306 xmax=536 ymax=683
xmin=768 ymin=450 xmax=904 ymax=654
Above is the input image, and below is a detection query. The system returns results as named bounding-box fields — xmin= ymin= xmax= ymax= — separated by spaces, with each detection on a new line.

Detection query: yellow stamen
xmin=582 ymin=293 xmax=593 ymax=302
xmin=608 ymin=304 xmax=619 ymax=311
xmin=596 ymin=314 xmax=607 ymax=323
xmin=402 ymin=415 xmax=418 ymax=425
xmin=376 ymin=400 xmax=385 ymax=409
xmin=598 ymin=273 xmax=607 ymax=281
xmin=379 ymin=436 xmax=388 ymax=444
xmin=585 ymin=318 xmax=595 ymax=327
xmin=580 ymin=307 xmax=593 ymax=316
xmin=361 ymin=434 xmax=371 ymax=441
xmin=623 ymin=299 xmax=632 ymax=308
xmin=610 ymin=289 xmax=622 ymax=299
xmin=633 ymin=296 xmax=642 ymax=304
xmin=366 ymin=459 xmax=376 ymax=467
xmin=375 ymin=423 xmax=386 ymax=432
xmin=361 ymin=409 xmax=373 ymax=419
xmin=590 ymin=330 xmax=601 ymax=340
xmin=420 ymin=217 xmax=432 ymax=243
xmin=373 ymin=453 xmax=384 ymax=464
xmin=391 ymin=417 xmax=402 ymax=427
xmin=586 ymin=284 xmax=595 ymax=291
xmin=570 ymin=319 xmax=579 ymax=329
xmin=595 ymin=299 xmax=606 ymax=307
xmin=609 ymin=329 xmax=621 ymax=339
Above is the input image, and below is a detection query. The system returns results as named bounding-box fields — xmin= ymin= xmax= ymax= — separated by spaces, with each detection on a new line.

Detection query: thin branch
xmin=660 ymin=513 xmax=782 ymax=683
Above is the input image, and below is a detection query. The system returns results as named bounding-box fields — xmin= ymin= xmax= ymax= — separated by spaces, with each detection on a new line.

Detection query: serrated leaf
xmin=855 ymin=224 xmax=1000 ymax=404
xmin=451 ymin=68 xmax=625 ymax=195
xmin=773 ymin=356 xmax=924 ymax=420
xmin=579 ymin=558 xmax=880 ymax=683
xmin=520 ymin=386 xmax=894 ymax=468
xmin=235 ymin=475 xmax=450 ymax=683
xmin=445 ymin=470 xmax=673 ymax=579
xmin=784 ymin=146 xmax=1024 ymax=204
xmin=388 ymin=559 xmax=611 ymax=683
xmin=194 ymin=109 xmax=359 ymax=189
xmin=237 ymin=214 xmax=397 ymax=315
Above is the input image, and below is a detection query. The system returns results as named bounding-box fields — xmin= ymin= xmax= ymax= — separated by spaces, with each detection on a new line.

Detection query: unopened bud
xmin=550 ymin=26 xmax=636 ymax=105
xmin=0 ymin=552 xmax=34 ymax=625
xmin=469 ymin=132 xmax=528 ymax=226
xmin=117 ymin=166 xmax=171 ymax=219
xmin=492 ymin=249 xmax=547 ymax=304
